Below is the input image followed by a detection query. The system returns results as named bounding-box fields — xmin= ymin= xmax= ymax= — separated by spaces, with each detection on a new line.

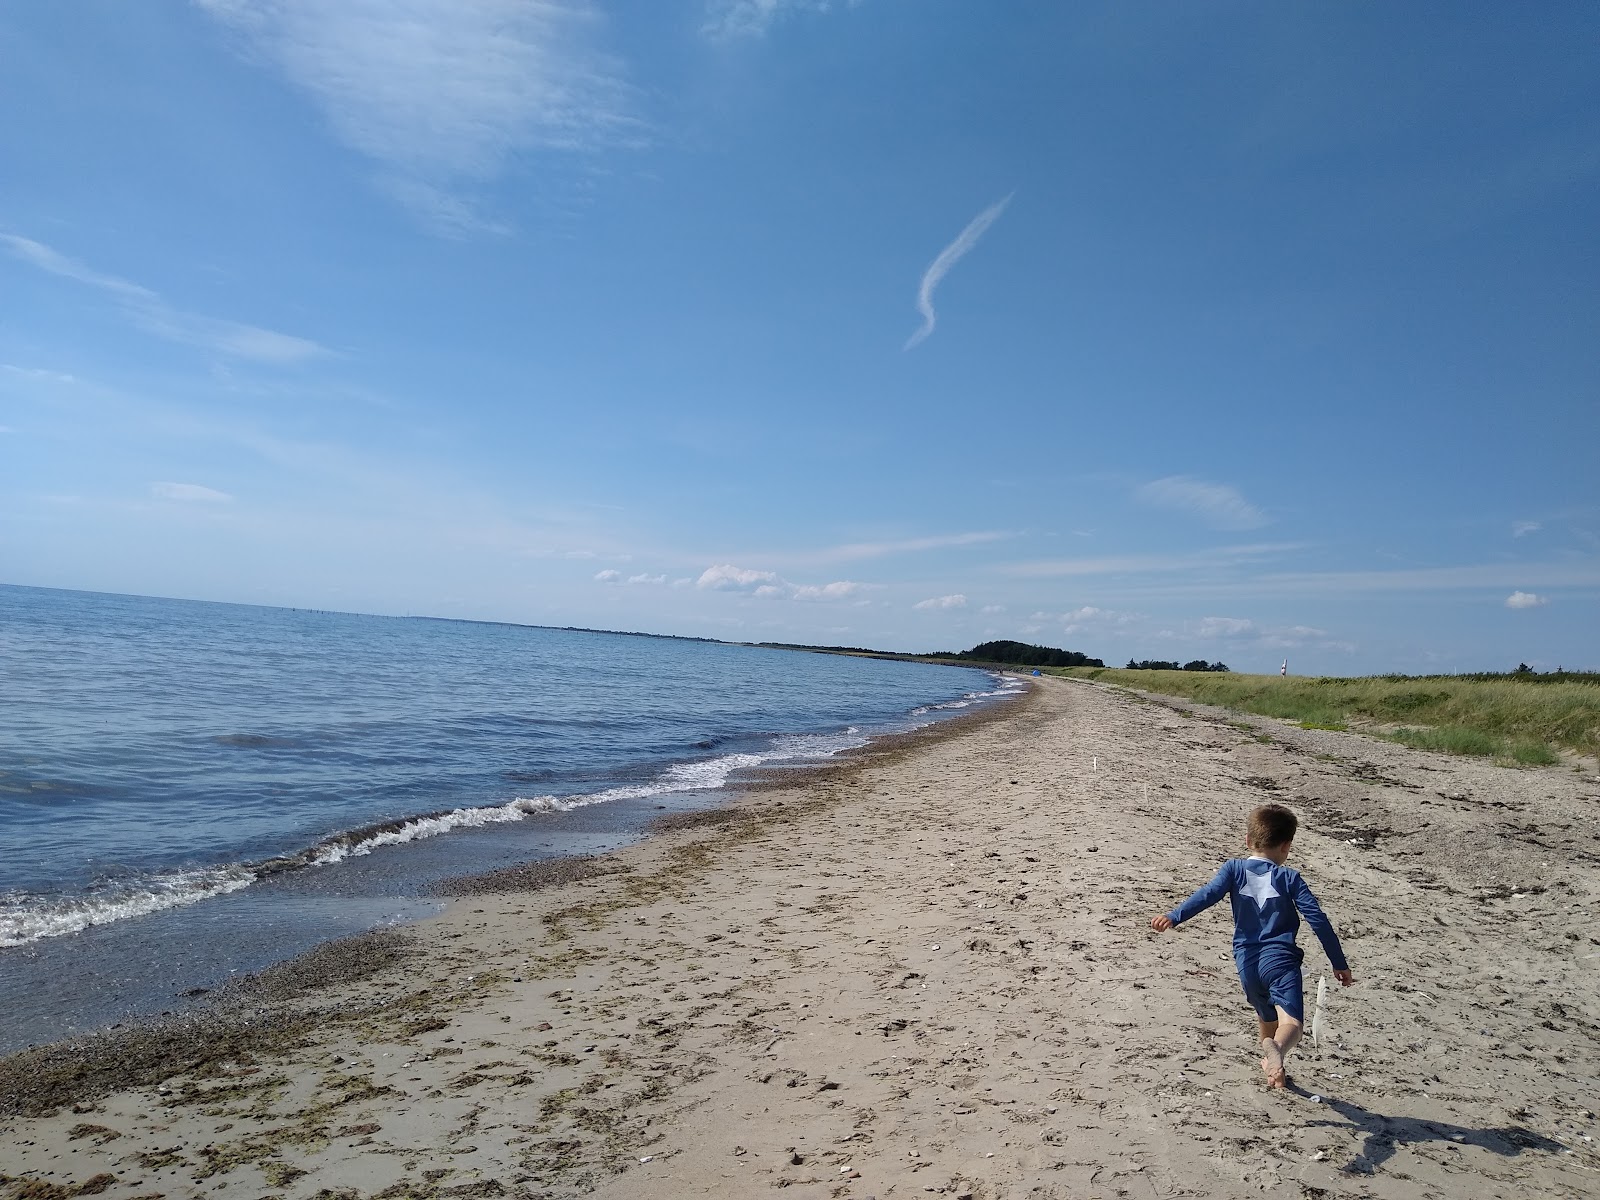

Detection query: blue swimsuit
xmin=1166 ymin=857 xmax=1348 ymax=1023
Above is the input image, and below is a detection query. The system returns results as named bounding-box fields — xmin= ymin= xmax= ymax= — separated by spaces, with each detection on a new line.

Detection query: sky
xmin=2 ymin=1 xmax=1597 ymax=674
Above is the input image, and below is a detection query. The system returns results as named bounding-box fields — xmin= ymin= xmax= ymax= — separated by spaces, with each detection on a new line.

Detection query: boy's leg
xmin=1265 ymin=1007 xmax=1302 ymax=1087
xmin=1258 ymin=1018 xmax=1285 ymax=1088
xmin=1261 ymin=960 xmax=1306 ymax=1087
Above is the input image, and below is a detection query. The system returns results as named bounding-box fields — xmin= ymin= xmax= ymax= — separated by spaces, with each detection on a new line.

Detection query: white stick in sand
xmin=1311 ymin=975 xmax=1329 ymax=1045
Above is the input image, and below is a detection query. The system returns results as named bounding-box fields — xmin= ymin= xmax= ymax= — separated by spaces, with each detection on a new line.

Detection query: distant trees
xmin=952 ymin=640 xmax=1105 ymax=668
xmin=1125 ymin=659 xmax=1231 ymax=672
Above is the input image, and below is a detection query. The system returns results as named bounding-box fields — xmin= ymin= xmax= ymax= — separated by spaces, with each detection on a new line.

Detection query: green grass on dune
xmin=1052 ymin=667 xmax=1600 ymax=765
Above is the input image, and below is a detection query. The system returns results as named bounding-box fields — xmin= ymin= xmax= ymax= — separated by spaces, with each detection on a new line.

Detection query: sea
xmin=0 ymin=584 xmax=1018 ymax=1053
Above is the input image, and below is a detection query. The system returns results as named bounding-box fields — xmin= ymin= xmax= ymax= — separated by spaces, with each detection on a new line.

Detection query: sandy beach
xmin=4 ymin=675 xmax=1598 ymax=1200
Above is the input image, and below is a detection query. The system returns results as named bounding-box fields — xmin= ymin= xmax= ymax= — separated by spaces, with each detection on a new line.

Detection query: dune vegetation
xmin=1053 ymin=667 xmax=1600 ymax=766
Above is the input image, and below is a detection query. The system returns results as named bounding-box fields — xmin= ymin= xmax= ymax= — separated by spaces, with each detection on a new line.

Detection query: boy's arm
xmin=1289 ymin=875 xmax=1350 ymax=973
xmin=1158 ymin=863 xmax=1234 ymax=928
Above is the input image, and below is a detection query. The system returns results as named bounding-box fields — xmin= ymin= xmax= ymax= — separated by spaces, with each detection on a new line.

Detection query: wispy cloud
xmin=1005 ymin=542 xmax=1304 ymax=579
xmin=1172 ymin=615 xmax=1353 ymax=654
xmin=1135 ymin=475 xmax=1268 ymax=531
xmin=696 ymin=563 xmax=863 ymax=601
xmin=702 ymin=0 xmax=846 ymax=40
xmin=1194 ymin=615 xmax=1254 ymax=638
xmin=1029 ymin=605 xmax=1139 ymax=633
xmin=1512 ymin=521 xmax=1541 ymax=538
xmin=1505 ymin=590 xmax=1548 ymax=609
xmin=196 ymin=0 xmax=633 ymax=234
xmin=2 ymin=234 xmax=326 ymax=364
xmin=2 ymin=364 xmax=78 ymax=384
xmin=594 ymin=569 xmax=623 ymax=583
xmin=905 ymin=194 xmax=1013 ymax=350
xmin=151 ymin=481 xmax=234 ymax=503
xmin=827 ymin=530 xmax=1015 ymax=562
xmin=913 ymin=593 xmax=966 ymax=611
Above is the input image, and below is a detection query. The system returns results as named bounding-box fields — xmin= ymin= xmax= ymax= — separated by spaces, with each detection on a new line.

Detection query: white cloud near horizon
xmin=151 ymin=481 xmax=234 ymax=503
xmin=627 ymin=572 xmax=667 ymax=585
xmin=904 ymin=194 xmax=1013 ymax=350
xmin=913 ymin=593 xmax=967 ymax=610
xmin=2 ymin=234 xmax=327 ymax=364
xmin=1505 ymin=590 xmax=1549 ymax=609
xmin=694 ymin=563 xmax=863 ymax=602
xmin=594 ymin=568 xmax=623 ymax=582
xmin=195 ymin=0 xmax=634 ymax=234
xmin=1136 ymin=475 xmax=1268 ymax=530
xmin=1177 ymin=615 xmax=1352 ymax=654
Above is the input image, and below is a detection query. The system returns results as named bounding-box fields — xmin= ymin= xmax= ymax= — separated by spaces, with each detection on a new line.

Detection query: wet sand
xmin=3 ymin=675 xmax=1598 ymax=1199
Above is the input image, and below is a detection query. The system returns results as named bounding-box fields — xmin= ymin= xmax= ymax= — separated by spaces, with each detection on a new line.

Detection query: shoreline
xmin=0 ymin=682 xmax=1036 ymax=1113
xmin=4 ymin=676 xmax=1597 ymax=1199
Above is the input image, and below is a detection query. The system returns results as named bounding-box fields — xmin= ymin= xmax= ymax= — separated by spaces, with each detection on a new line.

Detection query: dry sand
xmin=4 ymin=675 xmax=1599 ymax=1200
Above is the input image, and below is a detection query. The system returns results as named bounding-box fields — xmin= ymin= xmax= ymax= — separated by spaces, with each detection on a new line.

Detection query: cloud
xmin=1505 ymin=591 xmax=1549 ymax=609
xmin=594 ymin=569 xmax=623 ymax=583
xmin=904 ymin=194 xmax=1013 ymax=350
xmin=826 ymin=530 xmax=1014 ymax=562
xmin=196 ymin=0 xmax=633 ymax=234
xmin=697 ymin=563 xmax=782 ymax=591
xmin=702 ymin=0 xmax=840 ymax=39
xmin=3 ymin=234 xmax=327 ymax=363
xmin=980 ymin=604 xmax=1006 ymax=614
xmin=792 ymin=581 xmax=863 ymax=601
xmin=1179 ymin=615 xmax=1351 ymax=653
xmin=1135 ymin=475 xmax=1268 ymax=531
xmin=151 ymin=481 xmax=233 ymax=503
xmin=1194 ymin=616 xmax=1255 ymax=638
xmin=1006 ymin=542 xmax=1303 ymax=579
xmin=913 ymin=593 xmax=967 ymax=610
xmin=3 ymin=364 xmax=77 ymax=384
xmin=626 ymin=572 xmax=666 ymax=585
xmin=1512 ymin=521 xmax=1541 ymax=538
xmin=697 ymin=563 xmax=863 ymax=601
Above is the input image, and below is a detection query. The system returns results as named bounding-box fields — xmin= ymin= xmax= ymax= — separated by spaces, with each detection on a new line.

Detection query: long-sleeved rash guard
xmin=1166 ymin=856 xmax=1349 ymax=972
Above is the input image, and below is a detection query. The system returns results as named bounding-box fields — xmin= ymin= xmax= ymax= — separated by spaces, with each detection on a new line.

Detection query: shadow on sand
xmin=1289 ymin=1083 xmax=1566 ymax=1175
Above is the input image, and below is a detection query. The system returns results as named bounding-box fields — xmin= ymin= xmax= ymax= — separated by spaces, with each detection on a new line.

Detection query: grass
xmin=1051 ymin=667 xmax=1600 ymax=765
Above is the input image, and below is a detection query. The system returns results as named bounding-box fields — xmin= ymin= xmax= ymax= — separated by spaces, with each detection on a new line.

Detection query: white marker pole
xmin=1311 ymin=975 xmax=1328 ymax=1045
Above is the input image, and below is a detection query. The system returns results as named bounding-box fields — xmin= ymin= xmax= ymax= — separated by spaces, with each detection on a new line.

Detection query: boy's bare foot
xmin=1260 ymin=1039 xmax=1286 ymax=1088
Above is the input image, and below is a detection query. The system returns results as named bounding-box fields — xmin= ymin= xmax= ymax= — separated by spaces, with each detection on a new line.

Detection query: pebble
xmin=1309 ymin=1094 xmax=1323 ymax=1104
xmin=639 ymin=1155 xmax=653 ymax=1164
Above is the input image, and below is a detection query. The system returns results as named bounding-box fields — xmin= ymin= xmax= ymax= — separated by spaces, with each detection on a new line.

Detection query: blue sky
xmin=2 ymin=1 xmax=1596 ymax=673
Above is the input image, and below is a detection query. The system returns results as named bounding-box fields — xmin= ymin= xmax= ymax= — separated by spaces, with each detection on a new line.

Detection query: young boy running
xmin=1150 ymin=803 xmax=1355 ymax=1087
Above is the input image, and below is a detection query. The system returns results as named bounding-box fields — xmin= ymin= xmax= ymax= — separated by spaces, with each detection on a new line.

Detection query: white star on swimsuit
xmin=1240 ymin=865 xmax=1281 ymax=910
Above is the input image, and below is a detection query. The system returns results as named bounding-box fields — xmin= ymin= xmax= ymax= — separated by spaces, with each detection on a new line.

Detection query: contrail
xmin=904 ymin=192 xmax=1013 ymax=350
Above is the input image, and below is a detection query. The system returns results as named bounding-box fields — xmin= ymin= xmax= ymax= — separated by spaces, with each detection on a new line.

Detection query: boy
xmin=1150 ymin=803 xmax=1355 ymax=1088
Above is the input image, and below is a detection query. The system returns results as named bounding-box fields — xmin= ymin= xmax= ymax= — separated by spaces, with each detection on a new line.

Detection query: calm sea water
xmin=0 ymin=585 xmax=1013 ymax=1048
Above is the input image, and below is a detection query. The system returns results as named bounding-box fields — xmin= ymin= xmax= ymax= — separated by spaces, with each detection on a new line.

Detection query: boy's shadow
xmin=1286 ymin=1083 xmax=1565 ymax=1175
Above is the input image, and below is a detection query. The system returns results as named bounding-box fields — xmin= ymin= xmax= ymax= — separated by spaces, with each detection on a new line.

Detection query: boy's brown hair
xmin=1247 ymin=803 xmax=1298 ymax=850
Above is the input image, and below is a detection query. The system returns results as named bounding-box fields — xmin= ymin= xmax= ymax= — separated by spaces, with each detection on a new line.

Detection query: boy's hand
xmin=1149 ymin=914 xmax=1174 ymax=932
xmin=1334 ymin=969 xmax=1355 ymax=986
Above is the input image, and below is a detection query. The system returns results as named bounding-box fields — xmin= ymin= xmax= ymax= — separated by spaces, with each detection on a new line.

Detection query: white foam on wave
xmin=1 ymin=716 xmax=930 ymax=945
xmin=311 ymin=740 xmax=849 ymax=865
xmin=0 ymin=866 xmax=257 ymax=948
xmin=911 ymin=676 xmax=1024 ymax=716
